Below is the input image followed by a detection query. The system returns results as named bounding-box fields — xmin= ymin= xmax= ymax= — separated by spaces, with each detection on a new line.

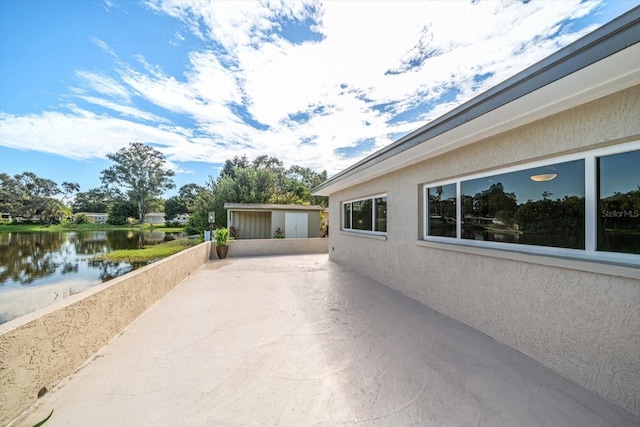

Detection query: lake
xmin=0 ymin=230 xmax=184 ymax=324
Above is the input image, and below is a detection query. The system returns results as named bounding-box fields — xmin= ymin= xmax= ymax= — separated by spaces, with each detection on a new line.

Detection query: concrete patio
xmin=15 ymin=254 xmax=639 ymax=426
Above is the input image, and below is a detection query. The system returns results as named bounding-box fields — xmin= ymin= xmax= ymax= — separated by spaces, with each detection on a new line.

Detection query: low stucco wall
xmin=0 ymin=241 xmax=212 ymax=426
xmin=216 ymin=238 xmax=328 ymax=258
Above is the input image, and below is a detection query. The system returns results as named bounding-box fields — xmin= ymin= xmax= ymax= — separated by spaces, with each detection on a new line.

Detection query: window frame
xmin=342 ymin=193 xmax=388 ymax=236
xmin=422 ymin=141 xmax=639 ymax=266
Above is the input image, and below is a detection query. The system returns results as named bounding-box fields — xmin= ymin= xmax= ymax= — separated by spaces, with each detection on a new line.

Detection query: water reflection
xmin=0 ymin=230 xmax=184 ymax=324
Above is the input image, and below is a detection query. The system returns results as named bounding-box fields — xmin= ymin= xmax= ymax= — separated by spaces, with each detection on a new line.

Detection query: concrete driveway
xmin=16 ymin=254 xmax=639 ymax=426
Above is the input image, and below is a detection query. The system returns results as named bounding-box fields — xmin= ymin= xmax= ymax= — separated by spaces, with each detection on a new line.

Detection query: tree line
xmin=0 ymin=143 xmax=328 ymax=233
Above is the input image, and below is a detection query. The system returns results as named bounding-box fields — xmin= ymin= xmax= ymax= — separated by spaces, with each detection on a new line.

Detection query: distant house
xmin=78 ymin=213 xmax=108 ymax=224
xmin=143 ymin=213 xmax=165 ymax=225
xmin=312 ymin=10 xmax=640 ymax=415
xmin=224 ymin=203 xmax=325 ymax=239
xmin=0 ymin=213 xmax=12 ymax=222
xmin=173 ymin=213 xmax=190 ymax=225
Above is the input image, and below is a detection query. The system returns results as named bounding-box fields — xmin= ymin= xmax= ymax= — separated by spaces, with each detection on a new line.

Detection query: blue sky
xmin=0 ymin=0 xmax=637 ymax=197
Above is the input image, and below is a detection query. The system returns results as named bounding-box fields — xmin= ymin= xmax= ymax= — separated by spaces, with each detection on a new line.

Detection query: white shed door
xmin=285 ymin=213 xmax=308 ymax=238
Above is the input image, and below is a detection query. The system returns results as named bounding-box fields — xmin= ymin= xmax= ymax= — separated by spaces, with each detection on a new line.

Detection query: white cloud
xmin=76 ymin=96 xmax=170 ymax=123
xmin=74 ymin=70 xmax=131 ymax=103
xmin=1 ymin=0 xmax=622 ymax=178
xmin=90 ymin=37 xmax=118 ymax=58
xmin=0 ymin=110 xmax=190 ymax=160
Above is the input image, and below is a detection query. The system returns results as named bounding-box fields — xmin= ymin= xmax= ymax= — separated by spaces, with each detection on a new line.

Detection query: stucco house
xmin=173 ymin=213 xmax=191 ymax=225
xmin=76 ymin=212 xmax=108 ymax=224
xmin=224 ymin=203 xmax=325 ymax=239
xmin=143 ymin=212 xmax=165 ymax=225
xmin=313 ymin=9 xmax=640 ymax=415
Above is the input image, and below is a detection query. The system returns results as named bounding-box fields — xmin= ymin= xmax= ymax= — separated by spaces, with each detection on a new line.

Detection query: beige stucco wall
xmin=0 ymin=241 xmax=212 ymax=426
xmin=327 ymin=86 xmax=640 ymax=414
xmin=219 ymin=238 xmax=328 ymax=257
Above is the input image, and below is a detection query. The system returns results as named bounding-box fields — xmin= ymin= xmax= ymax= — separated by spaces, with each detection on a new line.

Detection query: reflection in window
xmin=343 ymin=202 xmax=351 ymax=229
xmin=342 ymin=195 xmax=387 ymax=234
xmin=352 ymin=199 xmax=373 ymax=231
xmin=598 ymin=150 xmax=640 ymax=255
xmin=427 ymin=184 xmax=456 ymax=237
xmin=375 ymin=197 xmax=387 ymax=232
xmin=461 ymin=159 xmax=585 ymax=249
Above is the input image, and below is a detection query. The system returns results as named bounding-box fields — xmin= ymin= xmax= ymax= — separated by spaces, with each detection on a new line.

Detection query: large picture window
xmin=422 ymin=144 xmax=639 ymax=263
xmin=598 ymin=150 xmax=640 ymax=255
xmin=461 ymin=159 xmax=585 ymax=249
xmin=342 ymin=194 xmax=387 ymax=235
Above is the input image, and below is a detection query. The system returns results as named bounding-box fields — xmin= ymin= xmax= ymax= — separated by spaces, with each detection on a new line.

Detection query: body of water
xmin=0 ymin=230 xmax=183 ymax=324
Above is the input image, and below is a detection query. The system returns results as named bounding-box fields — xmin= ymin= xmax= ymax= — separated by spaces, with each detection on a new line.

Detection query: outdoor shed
xmin=224 ymin=203 xmax=325 ymax=239
xmin=313 ymin=9 xmax=640 ymax=416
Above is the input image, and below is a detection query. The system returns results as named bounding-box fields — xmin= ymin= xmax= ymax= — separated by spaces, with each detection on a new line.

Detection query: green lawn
xmin=93 ymin=238 xmax=202 ymax=263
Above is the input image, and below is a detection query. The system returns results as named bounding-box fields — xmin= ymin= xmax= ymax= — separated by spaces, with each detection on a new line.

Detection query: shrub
xmin=75 ymin=213 xmax=89 ymax=224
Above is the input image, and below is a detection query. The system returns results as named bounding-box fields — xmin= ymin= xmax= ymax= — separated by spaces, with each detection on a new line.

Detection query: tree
xmin=100 ymin=143 xmax=175 ymax=222
xmin=72 ymin=187 xmax=114 ymax=213
xmin=284 ymin=165 xmax=328 ymax=206
xmin=0 ymin=173 xmax=27 ymax=217
xmin=220 ymin=155 xmax=249 ymax=179
xmin=60 ymin=182 xmax=80 ymax=205
xmin=107 ymin=200 xmax=138 ymax=225
xmin=187 ymin=155 xmax=328 ymax=233
xmin=434 ymin=186 xmax=443 ymax=216
xmin=471 ymin=182 xmax=517 ymax=218
xmin=1 ymin=172 xmax=67 ymax=222
xmin=145 ymin=197 xmax=165 ymax=215
xmin=514 ymin=195 xmax=585 ymax=248
xmin=165 ymin=183 xmax=203 ymax=221
xmin=185 ymin=179 xmax=215 ymax=235
xmin=15 ymin=172 xmax=59 ymax=198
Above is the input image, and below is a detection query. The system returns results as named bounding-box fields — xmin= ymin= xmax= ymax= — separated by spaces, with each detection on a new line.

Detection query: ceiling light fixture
xmin=530 ymin=174 xmax=557 ymax=182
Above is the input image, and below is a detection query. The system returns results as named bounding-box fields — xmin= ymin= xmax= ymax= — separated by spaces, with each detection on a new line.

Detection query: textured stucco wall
xmin=328 ymin=86 xmax=640 ymax=414
xmin=0 ymin=241 xmax=212 ymax=426
xmin=221 ymin=238 xmax=328 ymax=257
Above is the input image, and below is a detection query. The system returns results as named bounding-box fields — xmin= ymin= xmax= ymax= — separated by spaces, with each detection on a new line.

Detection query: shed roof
xmin=312 ymin=7 xmax=640 ymax=196
xmin=224 ymin=203 xmax=325 ymax=211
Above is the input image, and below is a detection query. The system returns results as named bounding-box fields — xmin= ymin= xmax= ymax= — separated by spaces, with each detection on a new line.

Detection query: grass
xmin=93 ymin=238 xmax=201 ymax=263
xmin=32 ymin=409 xmax=54 ymax=427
